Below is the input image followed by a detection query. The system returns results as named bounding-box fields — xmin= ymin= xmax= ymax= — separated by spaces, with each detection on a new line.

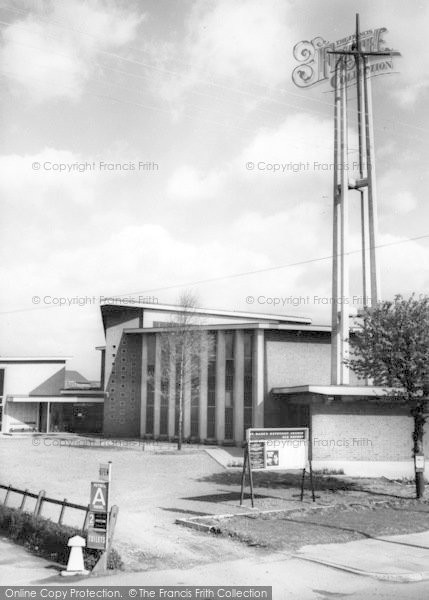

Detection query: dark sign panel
xmin=87 ymin=529 xmax=107 ymax=550
xmin=249 ymin=442 xmax=265 ymax=470
xmin=88 ymin=511 xmax=108 ymax=531
xmin=90 ymin=481 xmax=109 ymax=512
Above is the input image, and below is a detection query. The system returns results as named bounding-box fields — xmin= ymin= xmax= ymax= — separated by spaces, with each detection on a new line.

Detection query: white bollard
xmin=61 ymin=535 xmax=89 ymax=576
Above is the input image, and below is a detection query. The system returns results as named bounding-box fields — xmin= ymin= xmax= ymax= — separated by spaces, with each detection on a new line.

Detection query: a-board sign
xmin=87 ymin=529 xmax=107 ymax=550
xmin=246 ymin=428 xmax=309 ymax=471
xmin=90 ymin=482 xmax=109 ymax=512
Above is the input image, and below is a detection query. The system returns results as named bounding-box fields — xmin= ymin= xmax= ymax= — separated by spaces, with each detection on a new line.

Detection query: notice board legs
xmin=300 ymin=462 xmax=316 ymax=502
xmin=309 ymin=461 xmax=315 ymax=502
xmin=300 ymin=468 xmax=305 ymax=501
xmin=240 ymin=444 xmax=255 ymax=508
xmin=240 ymin=447 xmax=247 ymax=506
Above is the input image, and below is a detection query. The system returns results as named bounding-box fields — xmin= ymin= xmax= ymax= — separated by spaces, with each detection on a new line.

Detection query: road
xmin=1 ymin=538 xmax=429 ymax=599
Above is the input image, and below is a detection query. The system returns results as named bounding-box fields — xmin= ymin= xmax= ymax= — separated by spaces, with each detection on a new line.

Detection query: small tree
xmin=346 ymin=294 xmax=429 ymax=498
xmin=160 ymin=291 xmax=212 ymax=450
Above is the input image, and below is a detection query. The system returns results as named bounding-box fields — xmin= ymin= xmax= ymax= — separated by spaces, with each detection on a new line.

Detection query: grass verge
xmin=203 ymin=498 xmax=429 ymax=551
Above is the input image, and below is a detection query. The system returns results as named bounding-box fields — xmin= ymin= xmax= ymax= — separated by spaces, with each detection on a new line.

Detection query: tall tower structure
xmin=329 ymin=15 xmax=400 ymax=385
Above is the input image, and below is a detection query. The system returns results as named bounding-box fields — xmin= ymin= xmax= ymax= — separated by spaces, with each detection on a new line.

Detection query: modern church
xmin=100 ymin=301 xmax=426 ymax=477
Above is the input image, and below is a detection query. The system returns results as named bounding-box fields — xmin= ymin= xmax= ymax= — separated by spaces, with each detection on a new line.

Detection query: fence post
xmin=19 ymin=490 xmax=29 ymax=511
xmin=58 ymin=498 xmax=68 ymax=525
xmin=4 ymin=485 xmax=11 ymax=506
xmin=34 ymin=490 xmax=46 ymax=517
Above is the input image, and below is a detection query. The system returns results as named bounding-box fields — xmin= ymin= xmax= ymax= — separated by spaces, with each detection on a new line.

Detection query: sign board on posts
xmin=246 ymin=428 xmax=309 ymax=471
xmin=87 ymin=477 xmax=110 ymax=551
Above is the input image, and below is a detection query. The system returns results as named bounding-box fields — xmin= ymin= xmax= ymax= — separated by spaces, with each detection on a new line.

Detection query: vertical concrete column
xmin=252 ymin=329 xmax=265 ymax=427
xmin=183 ymin=352 xmax=191 ymax=439
xmin=199 ymin=337 xmax=208 ymax=442
xmin=46 ymin=402 xmax=51 ymax=434
xmin=168 ymin=348 xmax=176 ymax=439
xmin=100 ymin=349 xmax=106 ymax=390
xmin=140 ymin=335 xmax=148 ymax=437
xmin=2 ymin=400 xmax=10 ymax=433
xmin=234 ymin=330 xmax=245 ymax=444
xmin=153 ymin=333 xmax=161 ymax=438
xmin=215 ymin=330 xmax=226 ymax=443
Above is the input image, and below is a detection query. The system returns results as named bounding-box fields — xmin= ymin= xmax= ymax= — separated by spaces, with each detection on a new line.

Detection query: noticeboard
xmin=246 ymin=428 xmax=309 ymax=471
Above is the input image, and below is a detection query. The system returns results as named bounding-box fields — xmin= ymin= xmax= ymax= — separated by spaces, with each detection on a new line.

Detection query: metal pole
xmin=339 ymin=59 xmax=349 ymax=384
xmin=331 ymin=58 xmax=342 ymax=385
xmin=355 ymin=14 xmax=369 ymax=307
xmin=363 ymin=55 xmax=381 ymax=305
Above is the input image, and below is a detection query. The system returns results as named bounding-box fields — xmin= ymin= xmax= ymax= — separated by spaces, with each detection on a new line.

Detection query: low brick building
xmin=0 ymin=358 xmax=104 ymax=434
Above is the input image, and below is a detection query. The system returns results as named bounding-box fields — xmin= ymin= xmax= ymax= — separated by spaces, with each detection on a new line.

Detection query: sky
xmin=1 ymin=0 xmax=428 ymax=378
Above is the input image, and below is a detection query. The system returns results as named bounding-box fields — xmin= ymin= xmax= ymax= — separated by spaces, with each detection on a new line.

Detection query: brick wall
xmin=103 ymin=307 xmax=142 ymax=437
xmin=266 ymin=330 xmax=332 ymax=389
xmin=264 ymin=331 xmax=330 ymax=427
xmin=311 ymin=401 xmax=429 ymax=462
xmin=264 ymin=330 xmax=362 ymax=427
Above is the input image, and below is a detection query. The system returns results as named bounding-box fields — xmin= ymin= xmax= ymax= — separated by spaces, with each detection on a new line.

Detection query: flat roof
xmin=124 ymin=322 xmax=331 ymax=334
xmin=0 ymin=357 xmax=69 ymax=363
xmin=272 ymin=385 xmax=403 ymax=397
xmin=7 ymin=395 xmax=104 ymax=403
xmin=100 ymin=301 xmax=312 ymax=325
xmin=60 ymin=389 xmax=105 ymax=396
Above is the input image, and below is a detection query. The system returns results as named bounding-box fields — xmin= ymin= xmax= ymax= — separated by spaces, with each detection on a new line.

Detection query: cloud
xmin=0 ymin=148 xmax=99 ymax=206
xmin=150 ymin=0 xmax=295 ymax=104
xmin=0 ymin=0 xmax=143 ymax=100
xmin=166 ymin=165 xmax=224 ymax=203
xmin=378 ymin=170 xmax=419 ymax=216
xmin=185 ymin=0 xmax=292 ymax=87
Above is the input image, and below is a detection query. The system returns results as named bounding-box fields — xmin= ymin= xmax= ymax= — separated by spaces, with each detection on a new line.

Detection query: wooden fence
xmin=0 ymin=482 xmax=90 ymax=530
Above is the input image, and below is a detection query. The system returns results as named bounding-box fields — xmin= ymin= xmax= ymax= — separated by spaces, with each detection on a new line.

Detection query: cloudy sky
xmin=1 ymin=0 xmax=428 ymax=378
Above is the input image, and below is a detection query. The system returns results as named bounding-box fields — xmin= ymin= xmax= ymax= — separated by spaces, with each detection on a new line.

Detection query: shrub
xmin=0 ymin=505 xmax=123 ymax=570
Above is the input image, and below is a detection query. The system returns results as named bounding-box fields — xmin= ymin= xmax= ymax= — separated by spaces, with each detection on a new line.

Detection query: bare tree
xmin=159 ymin=291 xmax=213 ymax=450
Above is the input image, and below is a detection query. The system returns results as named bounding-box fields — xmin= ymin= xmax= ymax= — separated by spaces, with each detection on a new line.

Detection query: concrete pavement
xmin=296 ymin=530 xmax=429 ymax=582
xmin=3 ymin=531 xmax=429 ymax=599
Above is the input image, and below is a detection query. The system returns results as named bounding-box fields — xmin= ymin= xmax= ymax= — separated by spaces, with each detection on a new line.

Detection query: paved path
xmin=0 ymin=538 xmax=62 ymax=585
xmin=296 ymin=530 xmax=429 ymax=582
xmin=2 ymin=536 xmax=429 ymax=600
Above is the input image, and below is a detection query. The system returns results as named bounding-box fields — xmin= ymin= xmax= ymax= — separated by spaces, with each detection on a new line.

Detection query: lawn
xmin=205 ymin=498 xmax=429 ymax=551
